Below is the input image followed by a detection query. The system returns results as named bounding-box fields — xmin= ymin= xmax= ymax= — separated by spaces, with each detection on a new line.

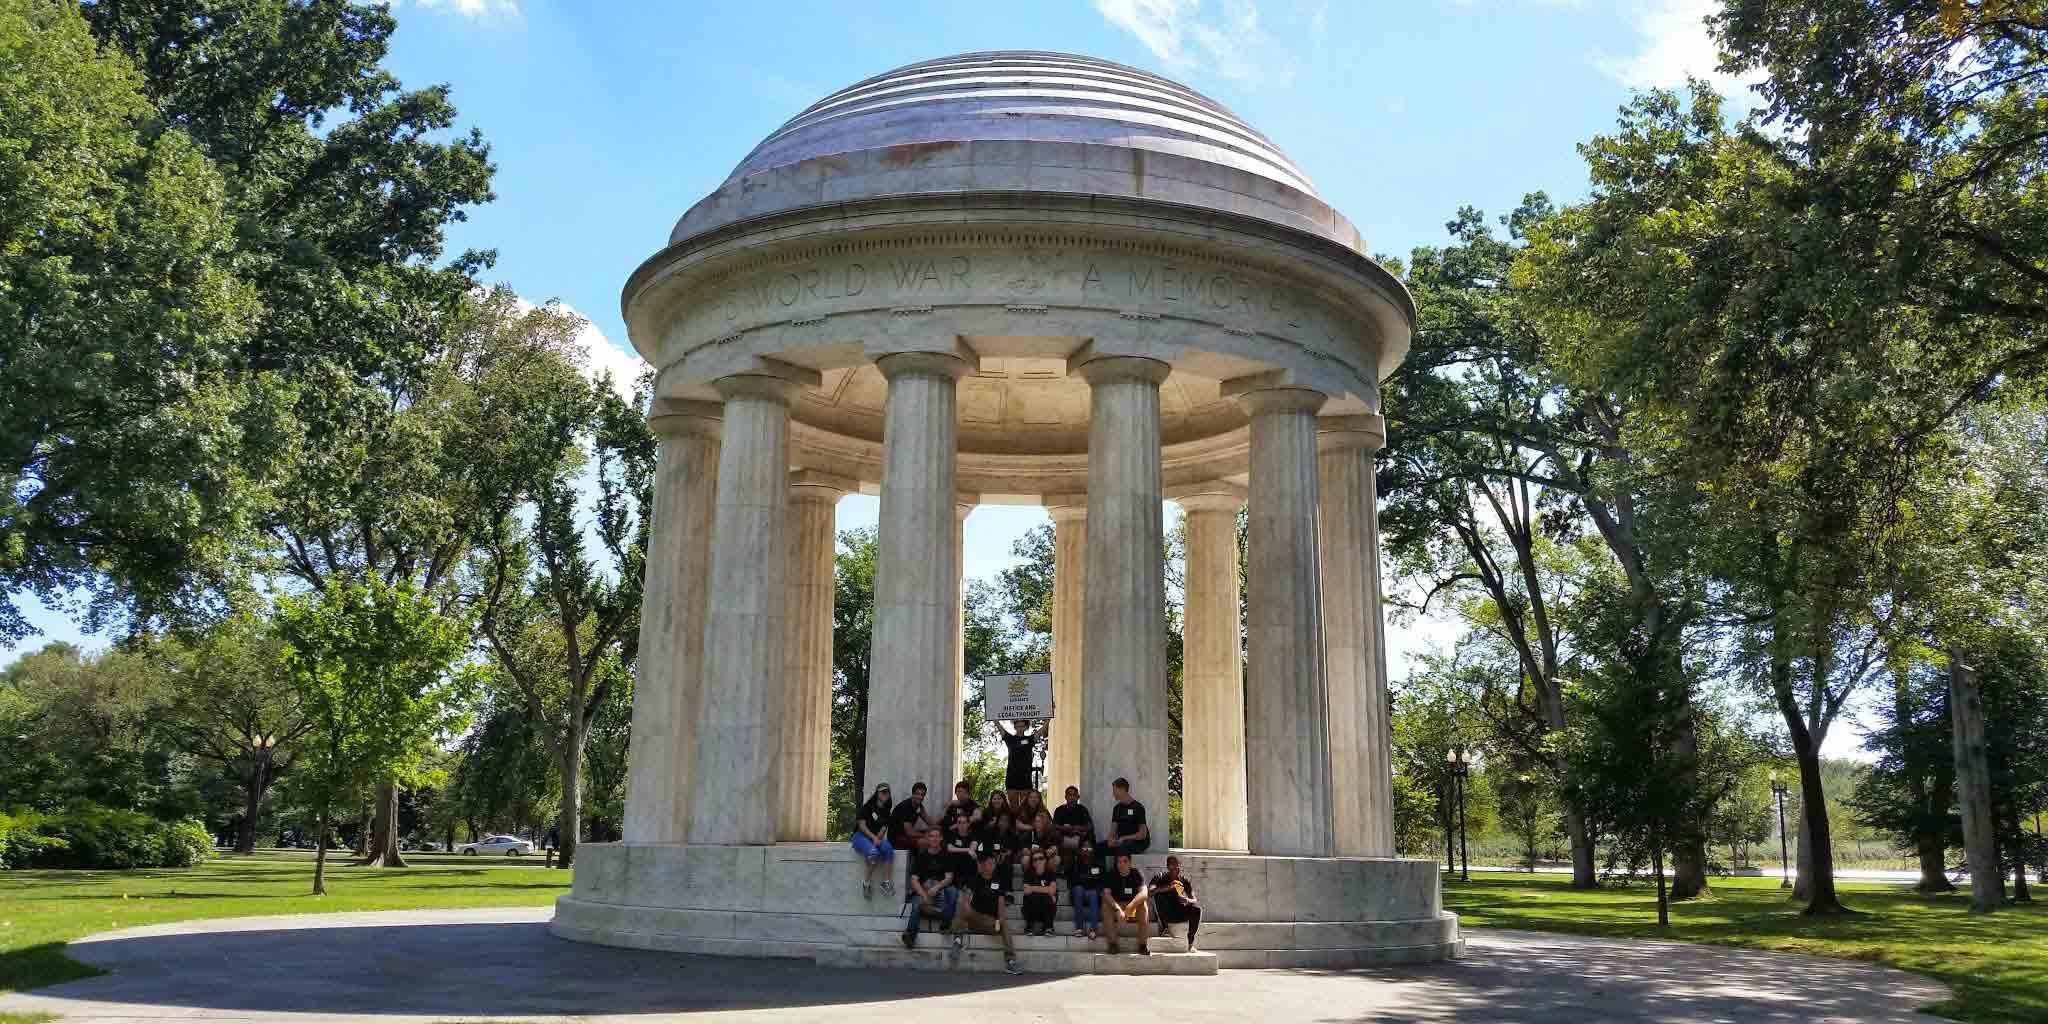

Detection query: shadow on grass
xmin=0 ymin=943 xmax=100 ymax=995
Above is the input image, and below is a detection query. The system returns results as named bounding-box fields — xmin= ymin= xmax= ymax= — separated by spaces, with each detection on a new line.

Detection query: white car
xmin=457 ymin=835 xmax=533 ymax=856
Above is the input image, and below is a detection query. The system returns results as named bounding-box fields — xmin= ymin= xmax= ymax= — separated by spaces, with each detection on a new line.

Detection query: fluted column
xmin=778 ymin=470 xmax=849 ymax=842
xmin=862 ymin=352 xmax=970 ymax=802
xmin=1076 ymin=356 xmax=1171 ymax=820
xmin=689 ymin=373 xmax=805 ymax=845
xmin=623 ymin=400 xmax=720 ymax=843
xmin=950 ymin=499 xmax=973 ymax=790
xmin=1236 ymin=384 xmax=1335 ymax=857
xmin=1178 ymin=483 xmax=1248 ymax=851
xmin=1362 ymin=428 xmax=1397 ymax=857
xmin=1045 ymin=497 xmax=1087 ymax=797
xmin=1321 ymin=416 xmax=1393 ymax=856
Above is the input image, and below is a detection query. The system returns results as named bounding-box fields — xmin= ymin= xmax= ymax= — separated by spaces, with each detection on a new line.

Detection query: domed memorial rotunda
xmin=552 ymin=51 xmax=1460 ymax=973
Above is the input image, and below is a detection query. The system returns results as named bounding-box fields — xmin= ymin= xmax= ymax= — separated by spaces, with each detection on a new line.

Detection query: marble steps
xmin=817 ymin=944 xmax=1219 ymax=975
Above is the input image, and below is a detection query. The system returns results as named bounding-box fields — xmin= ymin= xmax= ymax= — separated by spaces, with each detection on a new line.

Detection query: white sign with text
xmin=982 ymin=672 xmax=1054 ymax=721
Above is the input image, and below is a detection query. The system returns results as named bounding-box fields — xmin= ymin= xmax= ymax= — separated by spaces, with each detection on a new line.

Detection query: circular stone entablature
xmin=623 ymin=51 xmax=1413 ymax=501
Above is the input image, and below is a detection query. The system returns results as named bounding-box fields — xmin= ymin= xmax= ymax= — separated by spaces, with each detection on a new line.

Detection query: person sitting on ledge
xmin=976 ymin=811 xmax=1018 ymax=893
xmin=851 ymin=783 xmax=894 ymax=899
xmin=940 ymin=779 xmax=977 ymax=831
xmin=943 ymin=808 xmax=978 ymax=883
xmin=1102 ymin=777 xmax=1150 ymax=857
xmin=890 ymin=782 xmax=934 ymax=856
xmin=1102 ymin=851 xmax=1150 ymax=955
xmin=901 ymin=829 xmax=957 ymax=948
xmin=949 ymin=852 xmax=1022 ymax=974
xmin=1053 ymin=785 xmax=1094 ymax=852
xmin=1019 ymin=849 xmax=1060 ymax=936
xmin=1150 ymin=855 xmax=1202 ymax=951
xmin=1068 ymin=841 xmax=1106 ymax=940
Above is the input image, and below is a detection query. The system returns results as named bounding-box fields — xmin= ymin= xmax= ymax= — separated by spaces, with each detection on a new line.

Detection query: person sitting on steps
xmin=1020 ymin=849 xmax=1060 ymax=936
xmin=850 ymin=783 xmax=894 ymax=899
xmin=1067 ymin=841 xmax=1106 ymax=939
xmin=949 ymin=852 xmax=1022 ymax=974
xmin=1102 ymin=851 xmax=1150 ymax=955
xmin=1102 ymin=777 xmax=1150 ymax=858
xmin=1150 ymin=855 xmax=1203 ymax=952
xmin=940 ymin=780 xmax=977 ymax=832
xmin=1053 ymin=784 xmax=1094 ymax=852
xmin=901 ymin=829 xmax=957 ymax=948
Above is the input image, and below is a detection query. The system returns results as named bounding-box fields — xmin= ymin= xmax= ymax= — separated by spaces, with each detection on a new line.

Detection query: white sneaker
xmin=881 ymin=879 xmax=893 ymax=895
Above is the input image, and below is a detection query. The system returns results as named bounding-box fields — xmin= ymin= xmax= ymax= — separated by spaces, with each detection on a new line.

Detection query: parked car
xmin=416 ymin=840 xmax=442 ymax=852
xmin=457 ymin=835 xmax=533 ymax=856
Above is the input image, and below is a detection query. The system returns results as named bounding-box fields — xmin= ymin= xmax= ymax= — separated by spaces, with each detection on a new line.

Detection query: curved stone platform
xmin=550 ymin=842 xmax=1462 ymax=974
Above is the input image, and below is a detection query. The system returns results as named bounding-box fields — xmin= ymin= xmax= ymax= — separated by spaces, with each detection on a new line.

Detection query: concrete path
xmin=0 ymin=907 xmax=1951 ymax=1023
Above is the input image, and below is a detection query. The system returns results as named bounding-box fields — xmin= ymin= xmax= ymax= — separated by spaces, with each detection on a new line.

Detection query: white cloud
xmin=511 ymin=296 xmax=648 ymax=403
xmin=1091 ymin=0 xmax=1291 ymax=85
xmin=1596 ymin=0 xmax=1759 ymax=94
xmin=409 ymin=0 xmax=519 ymax=17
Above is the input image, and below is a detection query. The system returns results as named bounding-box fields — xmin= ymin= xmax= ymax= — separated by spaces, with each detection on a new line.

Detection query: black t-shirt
xmin=889 ymin=798 xmax=927 ymax=843
xmin=964 ymin=871 xmax=1006 ymax=916
xmin=1001 ymin=729 xmax=1037 ymax=790
xmin=1023 ymin=868 xmax=1058 ymax=894
xmin=1053 ymin=801 xmax=1093 ymax=835
xmin=911 ymin=848 xmax=953 ymax=886
xmin=856 ymin=798 xmax=890 ymax=839
xmin=1111 ymin=799 xmax=1147 ymax=838
xmin=1107 ymin=866 xmax=1145 ymax=904
xmin=1070 ymin=859 xmax=1107 ymax=891
xmin=975 ymin=825 xmax=1013 ymax=861
xmin=941 ymin=798 xmax=977 ymax=830
xmin=1151 ymin=871 xmax=1194 ymax=913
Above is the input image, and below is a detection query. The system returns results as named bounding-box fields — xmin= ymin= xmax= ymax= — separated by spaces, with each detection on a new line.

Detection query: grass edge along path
xmin=0 ymin=852 xmax=568 ymax=996
xmin=1443 ymin=870 xmax=2047 ymax=1024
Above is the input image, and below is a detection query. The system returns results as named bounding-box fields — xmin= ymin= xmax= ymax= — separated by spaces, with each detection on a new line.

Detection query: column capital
xmin=1225 ymin=380 xmax=1328 ymax=417
xmin=647 ymin=398 xmax=723 ymax=440
xmin=1070 ymin=354 xmax=1171 ymax=387
xmin=713 ymin=361 xmax=820 ymax=404
xmin=1168 ymin=480 xmax=1247 ymax=515
xmin=1044 ymin=493 xmax=1088 ymax=521
xmin=956 ymin=495 xmax=978 ymax=521
xmin=789 ymin=468 xmax=856 ymax=503
xmin=1318 ymin=413 xmax=1387 ymax=452
xmin=876 ymin=350 xmax=974 ymax=381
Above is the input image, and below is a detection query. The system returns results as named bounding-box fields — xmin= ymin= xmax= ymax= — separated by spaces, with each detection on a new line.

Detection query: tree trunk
xmin=1667 ymin=713 xmax=1710 ymax=900
xmin=312 ymin=810 xmax=330 ymax=896
xmin=1563 ymin=805 xmax=1597 ymax=888
xmin=1652 ymin=838 xmax=1669 ymax=928
xmin=557 ymin=727 xmax=584 ymax=870
xmin=1791 ymin=743 xmax=1847 ymax=913
xmin=235 ymin=749 xmax=274 ymax=856
xmin=353 ymin=803 xmax=371 ymax=856
xmin=365 ymin=784 xmax=408 ymax=867
xmin=1915 ymin=831 xmax=1955 ymax=894
xmin=1950 ymin=648 xmax=2002 ymax=913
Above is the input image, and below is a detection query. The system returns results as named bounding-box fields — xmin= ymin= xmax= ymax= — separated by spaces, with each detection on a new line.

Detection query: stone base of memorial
xmin=550 ymin=843 xmax=1461 ymax=975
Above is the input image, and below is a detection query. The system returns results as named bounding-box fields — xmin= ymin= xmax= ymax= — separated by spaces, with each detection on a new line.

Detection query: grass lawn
xmin=0 ymin=851 xmax=568 ymax=997
xmin=1444 ymin=870 xmax=2048 ymax=1024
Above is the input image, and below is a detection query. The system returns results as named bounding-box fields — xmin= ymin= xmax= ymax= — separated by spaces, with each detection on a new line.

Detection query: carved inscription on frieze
xmin=704 ymin=249 xmax=1320 ymax=336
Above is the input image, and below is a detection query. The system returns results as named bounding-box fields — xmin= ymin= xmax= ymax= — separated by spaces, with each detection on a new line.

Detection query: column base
xmin=551 ymin=842 xmax=1462 ymax=974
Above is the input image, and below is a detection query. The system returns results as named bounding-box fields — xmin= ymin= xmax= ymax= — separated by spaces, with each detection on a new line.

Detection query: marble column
xmin=688 ymin=373 xmax=803 ymax=845
xmin=1179 ymin=483 xmax=1249 ymax=851
xmin=1076 ymin=356 xmax=1171 ymax=820
xmin=1237 ymin=385 xmax=1336 ymax=857
xmin=622 ymin=400 xmax=719 ymax=844
xmin=862 ymin=352 xmax=970 ymax=803
xmin=778 ymin=470 xmax=849 ymax=842
xmin=950 ymin=499 xmax=973 ymax=790
xmin=1320 ymin=416 xmax=1394 ymax=856
xmin=1045 ymin=497 xmax=1087 ymax=797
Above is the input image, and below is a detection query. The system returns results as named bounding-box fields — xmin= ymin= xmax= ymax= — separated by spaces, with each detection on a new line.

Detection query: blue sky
xmin=18 ymin=0 xmax=1861 ymax=752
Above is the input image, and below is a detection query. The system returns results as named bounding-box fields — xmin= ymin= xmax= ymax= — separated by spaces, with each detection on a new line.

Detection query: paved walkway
xmin=0 ymin=907 xmax=1950 ymax=1023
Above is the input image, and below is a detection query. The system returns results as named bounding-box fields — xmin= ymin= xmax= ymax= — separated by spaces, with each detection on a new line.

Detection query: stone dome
xmin=670 ymin=51 xmax=1364 ymax=252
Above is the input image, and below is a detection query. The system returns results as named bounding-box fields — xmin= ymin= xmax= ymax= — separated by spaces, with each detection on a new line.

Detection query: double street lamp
xmin=1446 ymin=745 xmax=1471 ymax=882
xmin=1770 ymin=771 xmax=1791 ymax=889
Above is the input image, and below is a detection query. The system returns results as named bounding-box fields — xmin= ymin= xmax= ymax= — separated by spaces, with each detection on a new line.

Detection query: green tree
xmin=153 ymin=613 xmax=312 ymax=854
xmin=475 ymin=310 xmax=652 ymax=870
xmin=831 ymin=527 xmax=878 ymax=812
xmin=276 ymin=577 xmax=472 ymax=894
xmin=0 ymin=0 xmax=269 ymax=643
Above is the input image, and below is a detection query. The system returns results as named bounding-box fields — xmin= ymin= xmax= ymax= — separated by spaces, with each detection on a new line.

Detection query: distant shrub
xmin=0 ymin=805 xmax=213 ymax=869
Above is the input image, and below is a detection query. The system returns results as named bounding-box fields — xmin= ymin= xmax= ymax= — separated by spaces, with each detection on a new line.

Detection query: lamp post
xmin=1447 ymin=745 xmax=1471 ymax=882
xmin=1770 ymin=772 xmax=1791 ymax=890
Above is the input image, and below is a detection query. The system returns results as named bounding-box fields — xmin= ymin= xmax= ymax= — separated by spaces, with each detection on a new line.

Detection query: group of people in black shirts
xmin=850 ymin=737 xmax=1204 ymax=975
